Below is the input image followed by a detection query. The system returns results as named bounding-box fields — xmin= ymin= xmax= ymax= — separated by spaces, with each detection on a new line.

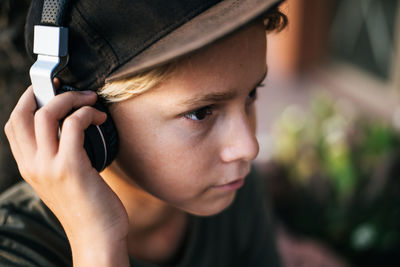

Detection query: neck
xmin=101 ymin=163 xmax=189 ymax=264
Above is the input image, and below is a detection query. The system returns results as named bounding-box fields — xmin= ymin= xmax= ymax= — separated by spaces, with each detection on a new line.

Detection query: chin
xmin=185 ymin=191 xmax=237 ymax=217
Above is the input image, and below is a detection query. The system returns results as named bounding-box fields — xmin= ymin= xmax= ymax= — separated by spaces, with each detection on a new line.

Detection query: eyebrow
xmin=179 ymin=69 xmax=268 ymax=108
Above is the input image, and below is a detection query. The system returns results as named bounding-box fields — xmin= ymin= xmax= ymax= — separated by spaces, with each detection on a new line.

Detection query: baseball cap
xmin=25 ymin=0 xmax=283 ymax=91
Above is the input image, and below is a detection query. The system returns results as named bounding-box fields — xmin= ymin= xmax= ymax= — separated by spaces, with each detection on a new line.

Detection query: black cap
xmin=25 ymin=0 xmax=280 ymax=91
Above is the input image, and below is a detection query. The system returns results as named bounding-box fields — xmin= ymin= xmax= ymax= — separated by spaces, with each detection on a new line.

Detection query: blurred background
xmin=0 ymin=0 xmax=31 ymax=191
xmin=254 ymin=0 xmax=400 ymax=266
xmin=0 ymin=0 xmax=399 ymax=266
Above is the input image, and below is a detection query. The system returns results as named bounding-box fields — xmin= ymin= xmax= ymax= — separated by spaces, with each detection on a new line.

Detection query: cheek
xmin=115 ymin=118 xmax=220 ymax=202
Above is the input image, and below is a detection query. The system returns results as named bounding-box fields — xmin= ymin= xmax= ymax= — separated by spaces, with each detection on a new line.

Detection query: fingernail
xmin=80 ymin=90 xmax=96 ymax=95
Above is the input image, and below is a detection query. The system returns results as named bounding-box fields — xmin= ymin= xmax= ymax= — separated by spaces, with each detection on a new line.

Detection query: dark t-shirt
xmin=0 ymin=169 xmax=281 ymax=267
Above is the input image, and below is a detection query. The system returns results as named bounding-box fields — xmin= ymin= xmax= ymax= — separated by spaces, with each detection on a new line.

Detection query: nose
xmin=219 ymin=113 xmax=259 ymax=163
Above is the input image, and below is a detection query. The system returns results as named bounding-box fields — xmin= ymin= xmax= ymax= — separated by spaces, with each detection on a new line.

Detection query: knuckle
xmin=17 ymin=162 xmax=34 ymax=182
xmin=4 ymin=115 xmax=20 ymax=139
xmin=9 ymin=107 xmax=24 ymax=122
xmin=4 ymin=120 xmax=11 ymax=136
xmin=80 ymin=106 xmax=95 ymax=114
xmin=62 ymin=115 xmax=81 ymax=131
xmin=35 ymin=107 xmax=54 ymax=123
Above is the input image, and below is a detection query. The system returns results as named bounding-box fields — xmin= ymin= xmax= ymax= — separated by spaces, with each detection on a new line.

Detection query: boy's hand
xmin=4 ymin=83 xmax=129 ymax=266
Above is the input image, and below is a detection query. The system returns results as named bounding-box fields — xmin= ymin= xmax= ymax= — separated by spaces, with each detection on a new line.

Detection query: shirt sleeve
xmin=0 ymin=183 xmax=72 ymax=267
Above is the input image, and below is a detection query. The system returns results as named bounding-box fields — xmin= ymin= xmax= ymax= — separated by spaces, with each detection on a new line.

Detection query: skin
xmin=4 ymin=22 xmax=267 ymax=266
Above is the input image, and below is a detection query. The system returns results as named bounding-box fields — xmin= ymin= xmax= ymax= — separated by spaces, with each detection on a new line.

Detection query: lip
xmin=213 ymin=178 xmax=245 ymax=192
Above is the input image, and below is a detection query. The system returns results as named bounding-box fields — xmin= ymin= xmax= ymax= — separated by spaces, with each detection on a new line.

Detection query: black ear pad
xmin=84 ymin=101 xmax=119 ymax=172
xmin=59 ymin=85 xmax=119 ymax=172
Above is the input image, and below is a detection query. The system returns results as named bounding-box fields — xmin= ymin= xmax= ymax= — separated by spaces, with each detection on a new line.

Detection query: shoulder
xmin=0 ymin=182 xmax=61 ymax=232
xmin=0 ymin=182 xmax=72 ymax=267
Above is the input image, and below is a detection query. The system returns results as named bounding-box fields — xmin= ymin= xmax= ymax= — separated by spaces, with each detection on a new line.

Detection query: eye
xmin=246 ymin=87 xmax=259 ymax=105
xmin=184 ymin=106 xmax=213 ymax=121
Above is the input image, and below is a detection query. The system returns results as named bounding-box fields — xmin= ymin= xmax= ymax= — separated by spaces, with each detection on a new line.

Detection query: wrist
xmin=69 ymin=234 xmax=130 ymax=267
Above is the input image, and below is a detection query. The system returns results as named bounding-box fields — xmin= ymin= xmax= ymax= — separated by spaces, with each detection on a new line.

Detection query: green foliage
xmin=270 ymin=93 xmax=400 ymax=266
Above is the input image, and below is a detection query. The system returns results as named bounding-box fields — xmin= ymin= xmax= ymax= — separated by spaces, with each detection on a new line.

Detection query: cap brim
xmin=105 ymin=0 xmax=279 ymax=82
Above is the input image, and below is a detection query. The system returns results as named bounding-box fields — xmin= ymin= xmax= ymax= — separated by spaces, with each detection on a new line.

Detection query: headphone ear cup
xmin=58 ymin=85 xmax=118 ymax=172
xmin=84 ymin=100 xmax=119 ymax=172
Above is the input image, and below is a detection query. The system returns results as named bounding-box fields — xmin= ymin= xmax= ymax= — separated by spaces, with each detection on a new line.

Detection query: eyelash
xmin=183 ymin=86 xmax=260 ymax=122
xmin=183 ymin=105 xmax=214 ymax=121
xmin=246 ymin=86 xmax=259 ymax=105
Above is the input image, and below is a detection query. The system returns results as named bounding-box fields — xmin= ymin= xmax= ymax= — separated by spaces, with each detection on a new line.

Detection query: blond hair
xmin=98 ymin=62 xmax=176 ymax=103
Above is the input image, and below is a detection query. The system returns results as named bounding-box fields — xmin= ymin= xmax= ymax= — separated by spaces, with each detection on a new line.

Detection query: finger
xmin=58 ymin=106 xmax=107 ymax=158
xmin=5 ymin=86 xmax=38 ymax=157
xmin=50 ymin=90 xmax=98 ymax=120
xmin=34 ymin=90 xmax=98 ymax=155
xmin=4 ymin=120 xmax=24 ymax=172
xmin=53 ymin=78 xmax=61 ymax=89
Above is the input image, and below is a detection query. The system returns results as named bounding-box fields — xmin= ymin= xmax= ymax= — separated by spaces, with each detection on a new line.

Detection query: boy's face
xmin=107 ymin=22 xmax=267 ymax=216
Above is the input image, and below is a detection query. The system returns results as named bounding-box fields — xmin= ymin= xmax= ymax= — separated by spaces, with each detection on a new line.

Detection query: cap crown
xmin=26 ymin=0 xmax=221 ymax=90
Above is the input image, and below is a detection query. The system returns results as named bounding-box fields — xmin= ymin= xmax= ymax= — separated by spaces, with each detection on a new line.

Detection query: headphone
xmin=30 ymin=0 xmax=118 ymax=172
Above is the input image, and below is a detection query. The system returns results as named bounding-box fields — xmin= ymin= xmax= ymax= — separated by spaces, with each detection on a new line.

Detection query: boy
xmin=2 ymin=0 xmax=287 ymax=266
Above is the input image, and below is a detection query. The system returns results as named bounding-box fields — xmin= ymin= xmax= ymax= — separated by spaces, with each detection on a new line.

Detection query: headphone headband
xmin=30 ymin=0 xmax=69 ymax=108
xmin=41 ymin=0 xmax=70 ymax=26
xmin=30 ymin=0 xmax=118 ymax=172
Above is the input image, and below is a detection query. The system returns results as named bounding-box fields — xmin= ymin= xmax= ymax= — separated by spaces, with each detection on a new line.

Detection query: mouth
xmin=213 ymin=178 xmax=245 ymax=192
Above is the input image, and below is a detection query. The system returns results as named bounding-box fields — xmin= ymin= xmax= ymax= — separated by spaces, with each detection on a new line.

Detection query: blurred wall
xmin=266 ymin=0 xmax=400 ymax=121
xmin=268 ymin=0 xmax=334 ymax=79
xmin=0 ymin=1 xmax=31 ymax=190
